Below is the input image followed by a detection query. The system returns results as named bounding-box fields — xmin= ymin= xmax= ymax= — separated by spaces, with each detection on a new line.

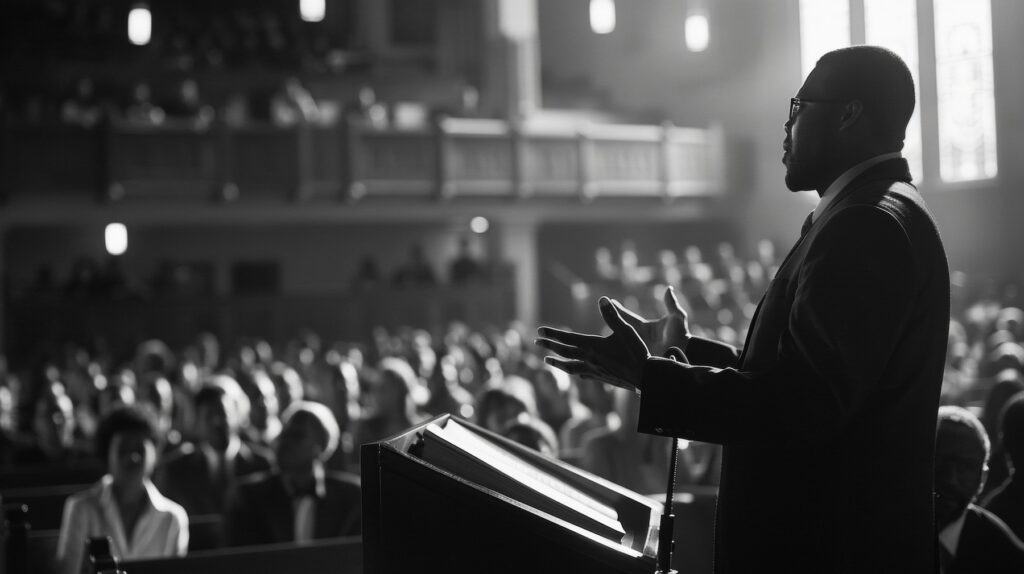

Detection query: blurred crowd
xmin=3 ymin=264 xmax=1023 ymax=568
xmin=20 ymin=239 xmax=489 ymax=302
xmin=581 ymin=238 xmax=780 ymax=348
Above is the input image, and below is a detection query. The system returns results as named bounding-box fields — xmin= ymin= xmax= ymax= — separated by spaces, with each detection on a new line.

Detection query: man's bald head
xmin=812 ymin=46 xmax=916 ymax=149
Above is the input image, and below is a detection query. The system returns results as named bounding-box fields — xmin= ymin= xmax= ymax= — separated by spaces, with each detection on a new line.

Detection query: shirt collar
xmin=938 ymin=509 xmax=968 ymax=559
xmin=98 ymin=474 xmax=169 ymax=513
xmin=812 ymin=152 xmax=902 ymax=223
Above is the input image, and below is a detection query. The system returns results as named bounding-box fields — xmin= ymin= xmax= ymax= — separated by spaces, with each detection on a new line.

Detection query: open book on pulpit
xmin=362 ymin=414 xmax=663 ymax=574
xmin=418 ymin=418 xmax=625 ymax=541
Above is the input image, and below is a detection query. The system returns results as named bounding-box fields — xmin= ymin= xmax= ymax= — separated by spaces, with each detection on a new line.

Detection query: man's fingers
xmin=543 ymin=356 xmax=594 ymax=378
xmin=536 ymin=326 xmax=602 ymax=347
xmin=599 ymin=297 xmax=629 ymax=332
xmin=610 ymin=299 xmax=645 ymax=329
xmin=664 ymin=285 xmax=686 ymax=316
xmin=535 ymin=337 xmax=584 ymax=360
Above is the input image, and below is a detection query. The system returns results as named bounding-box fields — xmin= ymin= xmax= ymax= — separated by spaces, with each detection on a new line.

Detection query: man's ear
xmin=839 ymin=99 xmax=864 ymax=131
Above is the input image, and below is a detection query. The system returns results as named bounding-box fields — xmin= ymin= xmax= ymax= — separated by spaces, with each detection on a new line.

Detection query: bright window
xmin=798 ymin=0 xmax=849 ymax=81
xmin=798 ymin=0 xmax=998 ymax=185
xmin=934 ymin=0 xmax=998 ymax=182
xmin=864 ymin=0 xmax=922 ymax=182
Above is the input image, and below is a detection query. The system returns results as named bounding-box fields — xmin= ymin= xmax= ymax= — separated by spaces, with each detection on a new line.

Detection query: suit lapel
xmin=266 ymin=475 xmax=297 ymax=543
xmin=739 ymin=158 xmax=912 ymax=367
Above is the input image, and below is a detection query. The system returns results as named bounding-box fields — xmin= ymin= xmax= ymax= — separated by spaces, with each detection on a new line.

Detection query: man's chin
xmin=784 ymin=168 xmax=815 ymax=192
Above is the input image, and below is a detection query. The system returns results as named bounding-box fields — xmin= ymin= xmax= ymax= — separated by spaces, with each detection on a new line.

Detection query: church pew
xmin=114 ymin=537 xmax=363 ymax=574
xmin=0 ymin=463 xmax=105 ymax=490
xmin=0 ymin=483 xmax=91 ymax=530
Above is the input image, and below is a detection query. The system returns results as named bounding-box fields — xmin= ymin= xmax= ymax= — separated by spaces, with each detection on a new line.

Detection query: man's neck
xmin=112 ymin=478 xmax=149 ymax=508
xmin=815 ymin=147 xmax=899 ymax=196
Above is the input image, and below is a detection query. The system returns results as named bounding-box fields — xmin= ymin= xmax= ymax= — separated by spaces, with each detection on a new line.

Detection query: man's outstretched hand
xmin=536 ymin=297 xmax=651 ymax=392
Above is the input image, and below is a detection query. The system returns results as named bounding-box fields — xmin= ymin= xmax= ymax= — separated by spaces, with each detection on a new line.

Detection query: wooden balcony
xmin=0 ymin=115 xmax=725 ymax=208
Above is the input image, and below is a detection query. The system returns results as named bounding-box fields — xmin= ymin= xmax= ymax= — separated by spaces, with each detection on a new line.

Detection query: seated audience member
xmin=60 ymin=77 xmax=104 ymax=127
xmin=17 ymin=384 xmax=90 ymax=465
xmin=559 ymin=378 xmax=614 ymax=463
xmin=270 ymin=77 xmax=322 ymax=126
xmin=123 ymin=83 xmax=165 ymax=126
xmin=423 ymin=353 xmax=474 ymax=419
xmin=449 ymin=235 xmax=484 ymax=285
xmin=136 ymin=373 xmax=175 ymax=443
xmin=474 ymin=387 xmax=529 ymax=435
xmin=983 ymin=392 xmax=1024 ymax=540
xmin=935 ymin=406 xmax=1024 ymax=572
xmin=982 ymin=370 xmax=1024 ymax=495
xmin=236 ymin=369 xmax=282 ymax=446
xmin=504 ymin=420 xmax=558 ymax=458
xmin=162 ymin=78 xmax=214 ymax=127
xmin=155 ymin=379 xmax=273 ymax=516
xmin=57 ymin=407 xmax=188 ymax=574
xmin=225 ymin=401 xmax=361 ymax=545
xmin=579 ymin=387 xmax=674 ymax=495
xmin=391 ymin=244 xmax=436 ymax=288
xmin=351 ymin=256 xmax=381 ymax=291
xmin=269 ymin=361 xmax=305 ymax=414
xmin=530 ymin=366 xmax=574 ymax=436
xmin=353 ymin=358 xmax=424 ymax=447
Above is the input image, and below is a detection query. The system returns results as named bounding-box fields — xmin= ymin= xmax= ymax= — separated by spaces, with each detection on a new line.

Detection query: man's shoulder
xmin=836 ymin=179 xmax=931 ymax=229
xmin=237 ymin=442 xmax=274 ymax=472
xmin=160 ymin=443 xmax=202 ymax=467
xmin=64 ymin=480 xmax=105 ymax=508
xmin=235 ymin=469 xmax=278 ymax=489
xmin=964 ymin=504 xmax=1024 ymax=553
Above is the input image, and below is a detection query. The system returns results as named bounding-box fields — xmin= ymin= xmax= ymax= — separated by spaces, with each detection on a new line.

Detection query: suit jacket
xmin=982 ymin=477 xmax=1024 ymax=541
xmin=154 ymin=440 xmax=273 ymax=516
xmin=638 ymin=158 xmax=949 ymax=573
xmin=224 ymin=470 xmax=362 ymax=546
xmin=948 ymin=505 xmax=1024 ymax=573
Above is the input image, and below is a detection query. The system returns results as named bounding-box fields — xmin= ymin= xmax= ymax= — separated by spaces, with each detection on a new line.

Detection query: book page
xmin=428 ymin=420 xmax=620 ymax=525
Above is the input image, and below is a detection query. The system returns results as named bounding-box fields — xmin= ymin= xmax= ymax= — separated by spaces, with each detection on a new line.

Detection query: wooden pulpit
xmin=361 ymin=414 xmax=664 ymax=574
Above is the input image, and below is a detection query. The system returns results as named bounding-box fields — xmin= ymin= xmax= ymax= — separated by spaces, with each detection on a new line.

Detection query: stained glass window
xmin=799 ymin=0 xmax=998 ymax=184
xmin=798 ymin=0 xmax=850 ymax=80
xmin=934 ymin=0 xmax=998 ymax=182
xmin=864 ymin=0 xmax=922 ymax=182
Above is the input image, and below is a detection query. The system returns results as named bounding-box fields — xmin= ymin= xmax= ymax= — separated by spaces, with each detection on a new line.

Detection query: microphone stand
xmin=656 ymin=437 xmax=679 ymax=574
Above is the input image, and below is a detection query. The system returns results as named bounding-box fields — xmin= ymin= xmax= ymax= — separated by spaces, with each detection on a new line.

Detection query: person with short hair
xmin=225 ymin=401 xmax=361 ymax=546
xmin=155 ymin=378 xmax=272 ymax=517
xmin=57 ymin=406 xmax=187 ymax=574
xmin=538 ymin=46 xmax=950 ymax=572
xmin=935 ymin=406 xmax=1024 ymax=572
xmin=983 ymin=391 xmax=1024 ymax=540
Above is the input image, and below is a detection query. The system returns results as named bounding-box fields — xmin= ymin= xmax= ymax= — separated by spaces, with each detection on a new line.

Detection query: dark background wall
xmin=4 ymin=223 xmax=486 ymax=295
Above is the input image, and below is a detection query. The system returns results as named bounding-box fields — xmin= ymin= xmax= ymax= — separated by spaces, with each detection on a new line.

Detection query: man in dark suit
xmin=225 ymin=400 xmax=361 ymax=546
xmin=936 ymin=406 xmax=1024 ymax=573
xmin=538 ymin=46 xmax=949 ymax=573
xmin=155 ymin=379 xmax=273 ymax=517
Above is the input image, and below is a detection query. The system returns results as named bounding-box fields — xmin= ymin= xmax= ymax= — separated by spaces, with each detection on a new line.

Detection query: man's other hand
xmin=612 ymin=285 xmax=691 ymax=357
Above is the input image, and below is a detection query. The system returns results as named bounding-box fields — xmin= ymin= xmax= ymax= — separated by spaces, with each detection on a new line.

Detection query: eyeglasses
xmin=789 ymin=97 xmax=847 ymax=122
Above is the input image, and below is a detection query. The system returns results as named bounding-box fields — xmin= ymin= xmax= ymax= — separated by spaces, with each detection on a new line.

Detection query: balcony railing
xmin=0 ymin=116 xmax=725 ymax=204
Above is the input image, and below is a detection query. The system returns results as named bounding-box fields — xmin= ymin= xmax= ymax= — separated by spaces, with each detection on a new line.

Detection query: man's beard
xmin=934 ymin=489 xmax=971 ymax=531
xmin=784 ymin=157 xmax=825 ymax=192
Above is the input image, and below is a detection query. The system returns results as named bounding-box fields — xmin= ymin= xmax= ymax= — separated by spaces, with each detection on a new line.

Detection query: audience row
xmin=2 ymin=271 xmax=1023 ymax=571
